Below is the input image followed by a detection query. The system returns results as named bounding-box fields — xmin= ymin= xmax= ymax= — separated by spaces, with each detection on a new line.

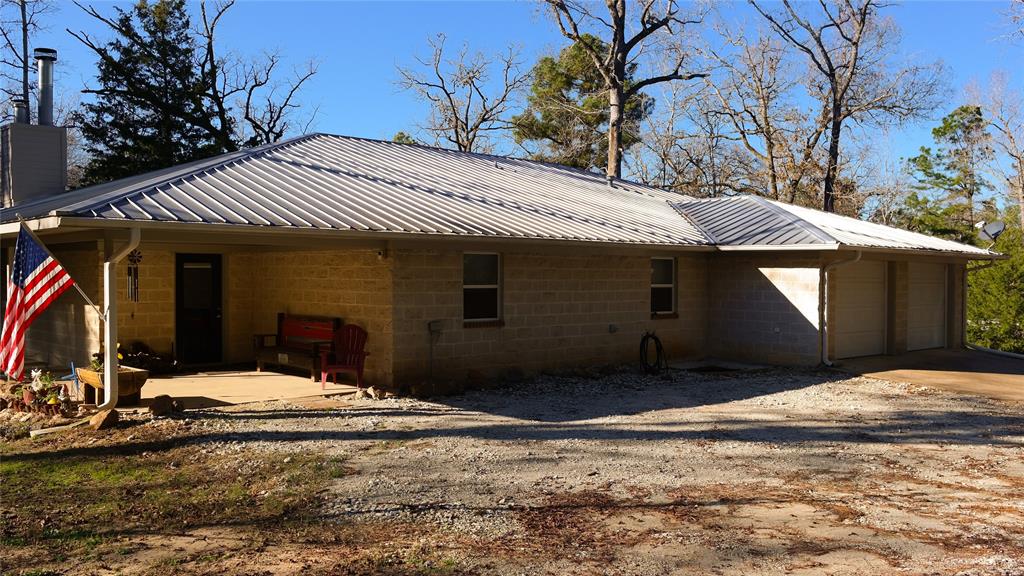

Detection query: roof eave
xmin=15 ymin=216 xmax=716 ymax=251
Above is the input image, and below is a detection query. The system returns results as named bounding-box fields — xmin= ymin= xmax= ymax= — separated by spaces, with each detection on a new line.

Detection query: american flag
xmin=1 ymin=224 xmax=74 ymax=381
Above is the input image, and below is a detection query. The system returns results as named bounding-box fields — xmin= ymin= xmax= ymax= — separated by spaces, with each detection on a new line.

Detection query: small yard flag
xmin=1 ymin=224 xmax=74 ymax=381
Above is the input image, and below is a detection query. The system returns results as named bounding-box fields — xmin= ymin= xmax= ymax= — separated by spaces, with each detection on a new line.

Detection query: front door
xmin=175 ymin=254 xmax=223 ymax=364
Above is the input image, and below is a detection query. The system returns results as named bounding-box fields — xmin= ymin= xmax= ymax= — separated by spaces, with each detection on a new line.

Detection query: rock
xmin=149 ymin=395 xmax=176 ymax=417
xmin=89 ymin=409 xmax=119 ymax=430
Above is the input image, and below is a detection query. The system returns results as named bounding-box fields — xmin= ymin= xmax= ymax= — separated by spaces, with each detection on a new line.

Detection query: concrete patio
xmin=139 ymin=370 xmax=358 ymax=409
xmin=840 ymin=347 xmax=1024 ymax=403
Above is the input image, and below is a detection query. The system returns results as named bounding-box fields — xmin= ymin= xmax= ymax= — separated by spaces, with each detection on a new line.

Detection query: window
xmin=651 ymin=258 xmax=675 ymax=315
xmin=463 ymin=253 xmax=501 ymax=321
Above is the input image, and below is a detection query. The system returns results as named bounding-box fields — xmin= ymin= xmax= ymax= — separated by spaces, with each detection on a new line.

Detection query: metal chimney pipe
xmin=33 ymin=47 xmax=57 ymax=126
xmin=12 ymin=98 xmax=29 ymax=123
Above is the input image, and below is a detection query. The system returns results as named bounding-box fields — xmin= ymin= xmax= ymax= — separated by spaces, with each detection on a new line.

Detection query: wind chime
xmin=127 ymin=249 xmax=142 ymax=302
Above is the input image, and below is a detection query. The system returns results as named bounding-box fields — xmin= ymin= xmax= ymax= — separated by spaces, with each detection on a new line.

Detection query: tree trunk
xmin=1015 ymin=160 xmax=1024 ymax=238
xmin=822 ymin=111 xmax=842 ymax=213
xmin=607 ymin=86 xmax=623 ymax=179
xmin=20 ymin=0 xmax=30 ymax=110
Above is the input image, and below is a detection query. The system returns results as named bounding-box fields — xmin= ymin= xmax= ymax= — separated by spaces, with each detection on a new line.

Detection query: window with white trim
xmin=463 ymin=253 xmax=501 ymax=321
xmin=651 ymin=257 xmax=676 ymax=315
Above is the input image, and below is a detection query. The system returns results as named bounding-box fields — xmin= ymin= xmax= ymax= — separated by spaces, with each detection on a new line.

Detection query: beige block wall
xmin=391 ymin=248 xmax=707 ymax=386
xmin=115 ymin=249 xmax=175 ymax=354
xmin=886 ymin=261 xmax=909 ymax=355
xmin=247 ymin=249 xmax=394 ymax=385
xmin=708 ymin=254 xmax=823 ymax=366
xmin=23 ymin=244 xmax=102 ymax=370
xmin=43 ymin=244 xmax=394 ymax=386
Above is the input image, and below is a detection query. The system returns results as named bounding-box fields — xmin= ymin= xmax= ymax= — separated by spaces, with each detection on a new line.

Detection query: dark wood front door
xmin=175 ymin=254 xmax=223 ymax=364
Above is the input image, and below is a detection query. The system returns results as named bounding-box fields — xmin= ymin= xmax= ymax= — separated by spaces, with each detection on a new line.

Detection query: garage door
xmin=834 ymin=260 xmax=887 ymax=359
xmin=907 ymin=262 xmax=947 ymax=351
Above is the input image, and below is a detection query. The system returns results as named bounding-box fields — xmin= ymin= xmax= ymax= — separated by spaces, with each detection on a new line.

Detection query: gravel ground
xmin=8 ymin=366 xmax=1024 ymax=575
xmin=142 ymin=366 xmax=1024 ymax=575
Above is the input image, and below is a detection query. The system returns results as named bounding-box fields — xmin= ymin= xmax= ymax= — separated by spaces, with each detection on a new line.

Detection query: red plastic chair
xmin=319 ymin=324 xmax=370 ymax=390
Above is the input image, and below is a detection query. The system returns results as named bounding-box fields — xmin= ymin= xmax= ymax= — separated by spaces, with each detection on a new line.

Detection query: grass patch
xmin=1 ymin=439 xmax=351 ymax=571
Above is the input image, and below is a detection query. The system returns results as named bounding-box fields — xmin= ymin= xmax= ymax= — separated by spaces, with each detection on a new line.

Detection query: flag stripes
xmin=1 ymin=225 xmax=74 ymax=381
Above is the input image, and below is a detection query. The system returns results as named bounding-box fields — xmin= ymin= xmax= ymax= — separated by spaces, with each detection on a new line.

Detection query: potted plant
xmin=76 ymin=344 xmax=149 ymax=405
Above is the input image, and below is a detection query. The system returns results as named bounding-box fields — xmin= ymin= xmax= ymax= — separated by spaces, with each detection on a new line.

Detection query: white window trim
xmin=463 ymin=252 xmax=502 ymax=322
xmin=651 ymin=257 xmax=676 ymax=315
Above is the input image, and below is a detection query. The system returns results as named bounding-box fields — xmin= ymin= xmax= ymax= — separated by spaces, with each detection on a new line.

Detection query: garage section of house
xmin=833 ymin=260 xmax=888 ymax=359
xmin=907 ymin=262 xmax=948 ymax=351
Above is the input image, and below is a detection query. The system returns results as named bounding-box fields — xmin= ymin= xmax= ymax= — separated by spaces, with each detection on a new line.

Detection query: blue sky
xmin=37 ymin=1 xmax=1024 ymax=164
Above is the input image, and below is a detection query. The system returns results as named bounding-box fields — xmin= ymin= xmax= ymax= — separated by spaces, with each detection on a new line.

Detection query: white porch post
xmin=97 ymin=227 xmax=140 ymax=410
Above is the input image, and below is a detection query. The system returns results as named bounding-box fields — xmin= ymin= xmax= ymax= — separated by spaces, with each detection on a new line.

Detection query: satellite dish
xmin=978 ymin=221 xmax=1006 ymax=242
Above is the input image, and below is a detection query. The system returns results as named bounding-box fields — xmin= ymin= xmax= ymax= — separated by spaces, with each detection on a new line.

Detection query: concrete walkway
xmin=141 ymin=370 xmax=357 ymax=409
xmin=840 ymin=348 xmax=1024 ymax=403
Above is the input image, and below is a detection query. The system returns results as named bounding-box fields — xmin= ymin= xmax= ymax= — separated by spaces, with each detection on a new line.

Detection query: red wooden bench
xmin=320 ymin=324 xmax=370 ymax=390
xmin=254 ymin=313 xmax=342 ymax=381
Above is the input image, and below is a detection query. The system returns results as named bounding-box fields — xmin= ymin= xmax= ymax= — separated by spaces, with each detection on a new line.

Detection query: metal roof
xmin=674 ymin=195 xmax=995 ymax=257
xmin=6 ymin=133 xmax=709 ymax=246
xmin=4 ymin=133 xmax=996 ymax=257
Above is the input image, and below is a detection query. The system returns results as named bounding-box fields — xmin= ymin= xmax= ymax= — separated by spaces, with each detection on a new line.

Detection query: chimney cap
xmin=33 ymin=47 xmax=57 ymax=61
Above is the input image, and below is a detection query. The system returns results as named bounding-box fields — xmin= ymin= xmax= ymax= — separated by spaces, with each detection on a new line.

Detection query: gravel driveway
xmin=171 ymin=366 xmax=1024 ymax=575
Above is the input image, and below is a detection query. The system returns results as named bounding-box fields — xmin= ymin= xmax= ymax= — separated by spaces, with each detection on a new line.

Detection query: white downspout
xmin=97 ymin=227 xmax=140 ymax=410
xmin=819 ymin=250 xmax=862 ymax=366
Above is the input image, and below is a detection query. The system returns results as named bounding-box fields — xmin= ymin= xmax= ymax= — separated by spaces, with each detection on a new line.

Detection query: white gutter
xmin=96 ymin=227 xmax=141 ymax=410
xmin=819 ymin=250 xmax=862 ymax=366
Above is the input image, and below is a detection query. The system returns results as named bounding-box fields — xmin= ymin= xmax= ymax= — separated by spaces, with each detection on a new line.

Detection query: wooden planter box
xmin=76 ymin=366 xmax=149 ymax=405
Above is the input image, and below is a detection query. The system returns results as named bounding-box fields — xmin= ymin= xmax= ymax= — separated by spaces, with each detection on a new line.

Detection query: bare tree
xmin=749 ymin=0 xmax=945 ymax=212
xmin=196 ymin=0 xmax=318 ymax=148
xmin=0 ymin=0 xmax=56 ymax=122
xmin=974 ymin=73 xmax=1024 ymax=234
xmin=397 ymin=34 xmax=528 ymax=154
xmin=543 ymin=0 xmax=705 ymax=180
xmin=631 ymin=81 xmax=749 ymax=197
xmin=1010 ymin=0 xmax=1024 ymax=40
xmin=73 ymin=0 xmax=318 ymax=152
xmin=703 ymin=28 xmax=829 ymax=204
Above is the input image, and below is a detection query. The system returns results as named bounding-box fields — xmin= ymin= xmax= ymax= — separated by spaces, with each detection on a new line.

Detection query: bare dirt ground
xmin=3 ymin=367 xmax=1024 ymax=575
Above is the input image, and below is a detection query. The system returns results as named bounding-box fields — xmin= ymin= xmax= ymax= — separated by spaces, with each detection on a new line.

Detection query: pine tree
xmin=75 ymin=0 xmax=231 ymax=185
xmin=512 ymin=36 xmax=652 ymax=172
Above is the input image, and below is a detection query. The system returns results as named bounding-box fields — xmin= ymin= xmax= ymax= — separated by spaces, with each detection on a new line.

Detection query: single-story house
xmin=1 ymin=126 xmax=999 ymax=391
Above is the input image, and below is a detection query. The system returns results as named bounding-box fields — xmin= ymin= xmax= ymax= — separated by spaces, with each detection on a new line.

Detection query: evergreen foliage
xmin=512 ymin=36 xmax=652 ymax=172
xmin=75 ymin=0 xmax=229 ymax=185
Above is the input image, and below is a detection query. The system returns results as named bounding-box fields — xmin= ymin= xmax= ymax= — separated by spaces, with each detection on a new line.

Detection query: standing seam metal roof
xmin=8 ymin=133 xmax=709 ymax=246
xmin=3 ymin=133 xmax=997 ymax=257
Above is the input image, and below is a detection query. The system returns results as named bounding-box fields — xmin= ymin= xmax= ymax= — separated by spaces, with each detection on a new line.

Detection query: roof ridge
xmin=310 ymin=132 xmax=678 ymax=196
xmin=667 ymin=199 xmax=719 ymax=244
xmin=754 ymin=197 xmax=839 ymax=245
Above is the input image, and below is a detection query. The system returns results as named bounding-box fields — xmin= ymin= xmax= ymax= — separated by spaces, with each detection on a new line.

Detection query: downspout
xmin=97 ymin=227 xmax=141 ymax=410
xmin=819 ymin=250 xmax=862 ymax=366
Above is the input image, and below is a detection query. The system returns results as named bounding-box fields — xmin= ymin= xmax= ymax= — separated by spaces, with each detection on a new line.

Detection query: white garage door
xmin=907 ymin=262 xmax=947 ymax=351
xmin=834 ymin=260 xmax=887 ymax=359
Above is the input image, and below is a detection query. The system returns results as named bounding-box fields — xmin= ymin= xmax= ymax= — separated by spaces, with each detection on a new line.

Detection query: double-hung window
xmin=463 ymin=253 xmax=501 ymax=322
xmin=651 ymin=257 xmax=676 ymax=315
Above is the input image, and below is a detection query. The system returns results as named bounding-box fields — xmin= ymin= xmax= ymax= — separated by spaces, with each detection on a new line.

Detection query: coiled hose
xmin=639 ymin=331 xmax=667 ymax=373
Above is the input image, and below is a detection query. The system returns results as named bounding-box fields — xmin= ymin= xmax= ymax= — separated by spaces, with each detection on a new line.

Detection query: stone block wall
xmin=115 ymin=249 xmax=175 ymax=354
xmin=707 ymin=254 xmax=823 ymax=365
xmin=391 ymin=248 xmax=707 ymax=386
xmin=246 ymin=249 xmax=394 ymax=385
